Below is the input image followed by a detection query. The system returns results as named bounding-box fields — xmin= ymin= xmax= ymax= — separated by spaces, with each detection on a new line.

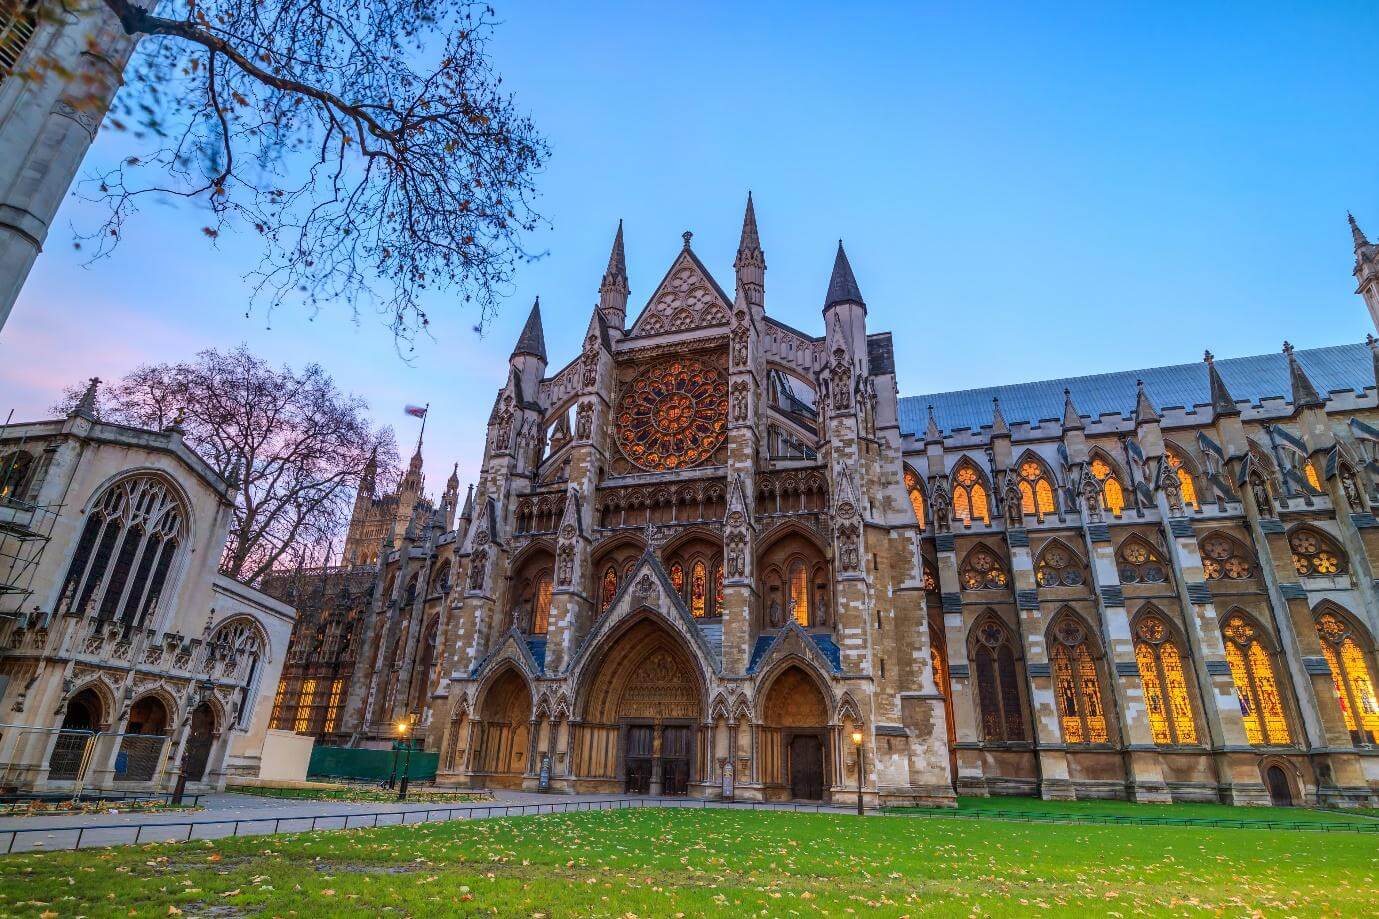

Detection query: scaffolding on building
xmin=0 ymin=414 xmax=62 ymax=622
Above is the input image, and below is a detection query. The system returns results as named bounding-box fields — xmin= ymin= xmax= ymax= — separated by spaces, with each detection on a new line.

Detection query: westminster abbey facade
xmin=265 ymin=202 xmax=1379 ymax=807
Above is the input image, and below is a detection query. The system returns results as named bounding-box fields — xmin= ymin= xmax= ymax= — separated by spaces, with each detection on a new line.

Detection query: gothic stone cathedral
xmin=266 ymin=200 xmax=1379 ymax=808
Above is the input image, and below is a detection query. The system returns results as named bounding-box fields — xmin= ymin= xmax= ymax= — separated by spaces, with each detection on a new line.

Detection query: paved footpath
xmin=0 ymin=790 xmax=844 ymax=854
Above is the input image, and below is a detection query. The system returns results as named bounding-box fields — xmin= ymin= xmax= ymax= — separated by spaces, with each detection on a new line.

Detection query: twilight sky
xmin=1 ymin=1 xmax=1377 ymax=501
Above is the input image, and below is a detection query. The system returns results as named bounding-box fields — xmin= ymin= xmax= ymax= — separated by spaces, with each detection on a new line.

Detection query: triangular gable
xmin=470 ymin=625 xmax=543 ymax=679
xmin=747 ymin=619 xmax=841 ymax=677
xmin=565 ymin=550 xmax=722 ymax=682
xmin=627 ymin=247 xmax=733 ymax=337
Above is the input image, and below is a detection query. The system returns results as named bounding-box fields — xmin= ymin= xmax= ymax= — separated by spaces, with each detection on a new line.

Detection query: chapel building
xmin=270 ymin=200 xmax=1379 ymax=807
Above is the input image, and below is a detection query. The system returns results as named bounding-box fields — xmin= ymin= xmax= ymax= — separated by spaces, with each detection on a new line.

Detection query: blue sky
xmin=1 ymin=1 xmax=1377 ymax=498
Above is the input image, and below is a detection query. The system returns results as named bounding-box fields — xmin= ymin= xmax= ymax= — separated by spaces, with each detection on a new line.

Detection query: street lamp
xmin=850 ymin=729 xmax=864 ymax=817
xmin=396 ymin=718 xmax=414 ymax=801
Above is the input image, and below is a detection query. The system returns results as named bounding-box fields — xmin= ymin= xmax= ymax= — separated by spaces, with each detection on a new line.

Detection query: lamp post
xmin=850 ymin=729 xmax=865 ymax=817
xmin=396 ymin=717 xmax=415 ymax=801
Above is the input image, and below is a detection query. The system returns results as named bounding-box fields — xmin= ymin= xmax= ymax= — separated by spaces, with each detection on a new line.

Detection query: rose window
xmin=616 ymin=359 xmax=728 ymax=471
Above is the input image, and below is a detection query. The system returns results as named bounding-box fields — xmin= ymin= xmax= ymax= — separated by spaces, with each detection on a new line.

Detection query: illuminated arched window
xmin=1305 ymin=460 xmax=1323 ymax=493
xmin=1222 ymin=614 xmax=1291 ymax=745
xmin=1199 ymin=532 xmax=1254 ymax=580
xmin=713 ymin=563 xmax=724 ymax=615
xmin=1133 ymin=611 xmax=1197 ymax=745
xmin=57 ymin=474 xmax=185 ymax=625
xmin=1035 ymin=540 xmax=1084 ymax=588
xmin=669 ymin=562 xmax=685 ymax=593
xmin=600 ymin=566 xmax=619 ymax=613
xmin=1315 ymin=609 xmax=1379 ymax=745
xmin=690 ymin=560 xmax=707 ymax=618
xmin=1049 ymin=615 xmax=1109 ymax=744
xmin=1089 ymin=456 xmax=1125 ymax=517
xmin=1289 ymin=527 xmax=1346 ymax=577
xmin=1164 ymin=445 xmax=1198 ymax=509
xmin=904 ymin=466 xmax=927 ymax=531
xmin=531 ymin=573 xmax=552 ymax=634
xmin=972 ymin=617 xmax=1024 ymax=742
xmin=959 ymin=545 xmax=1008 ymax=591
xmin=951 ymin=460 xmax=990 ymax=525
xmin=1117 ymin=536 xmax=1169 ymax=584
xmin=0 ymin=450 xmax=36 ymax=502
xmin=1016 ymin=456 xmax=1056 ymax=518
xmin=788 ymin=560 xmax=809 ymax=626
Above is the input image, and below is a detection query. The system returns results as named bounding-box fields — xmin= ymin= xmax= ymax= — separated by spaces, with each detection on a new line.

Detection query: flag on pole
xmin=404 ymin=404 xmax=428 ymax=418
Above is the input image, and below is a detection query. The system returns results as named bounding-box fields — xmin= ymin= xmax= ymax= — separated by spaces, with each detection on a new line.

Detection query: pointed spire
xmin=447 ymin=462 xmax=459 ymax=489
xmin=511 ymin=297 xmax=547 ymax=362
xmin=601 ymin=220 xmax=627 ymax=288
xmin=1134 ymin=379 xmax=1160 ymax=424
xmin=725 ymin=473 xmax=752 ymax=526
xmin=734 ymin=191 xmax=765 ymax=268
xmin=824 ymin=240 xmax=865 ymax=310
xmin=1204 ymin=350 xmax=1240 ymax=417
xmin=360 ymin=445 xmax=378 ymax=495
xmin=990 ymin=397 xmax=1009 ymax=437
xmin=924 ymin=404 xmax=942 ymax=444
xmin=1351 ymin=212 xmax=1370 ymax=250
xmin=1283 ymin=341 xmax=1324 ymax=408
xmin=460 ymin=484 xmax=474 ymax=521
xmin=1061 ymin=388 xmax=1083 ymax=431
xmin=69 ymin=377 xmax=100 ymax=419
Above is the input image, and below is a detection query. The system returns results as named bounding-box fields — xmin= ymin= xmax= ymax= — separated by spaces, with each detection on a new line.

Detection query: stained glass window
xmin=1035 ymin=541 xmax=1084 ymax=588
xmin=532 ymin=574 xmax=552 ymax=634
xmin=931 ymin=640 xmax=948 ymax=696
xmin=1305 ymin=461 xmax=1323 ymax=493
xmin=689 ymin=561 xmax=708 ymax=618
xmin=1133 ymin=612 xmax=1198 ymax=745
xmin=1223 ymin=614 xmax=1291 ymax=745
xmin=952 ymin=462 xmax=990 ymax=525
xmin=601 ymin=566 xmax=619 ymax=613
xmin=1164 ymin=446 xmax=1198 ymax=509
xmin=615 ymin=359 xmax=729 ymax=471
xmin=788 ymin=561 xmax=809 ymax=626
xmin=270 ymin=679 xmax=288 ymax=729
xmin=1117 ymin=537 xmax=1169 ymax=584
xmin=1200 ymin=533 xmax=1253 ymax=580
xmin=1090 ymin=457 xmax=1125 ymax=517
xmin=1315 ymin=611 xmax=1379 ymax=745
xmin=1290 ymin=527 xmax=1345 ymax=577
xmin=713 ymin=564 xmax=724 ymax=614
xmin=960 ymin=546 xmax=1009 ymax=590
xmin=922 ymin=567 xmax=937 ymax=593
xmin=295 ymin=679 xmax=316 ymax=734
xmin=904 ymin=467 xmax=927 ymax=531
xmin=670 ymin=563 xmax=684 ymax=592
xmin=974 ymin=619 xmax=1025 ymax=742
xmin=1051 ymin=618 xmax=1109 ymax=744
xmin=1017 ymin=459 xmax=1056 ymax=518
xmin=324 ymin=679 xmax=345 ymax=733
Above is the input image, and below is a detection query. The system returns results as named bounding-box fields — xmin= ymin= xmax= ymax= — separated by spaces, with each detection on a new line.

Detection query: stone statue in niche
xmin=1158 ymin=457 xmax=1183 ymax=515
xmin=1079 ymin=468 xmax=1103 ymax=522
xmin=556 ymin=545 xmax=574 ymax=588
xmin=1340 ymin=467 xmax=1364 ymax=512
xmin=575 ymin=401 xmax=593 ymax=440
xmin=730 ymin=380 xmax=748 ymax=423
xmin=837 ymin=521 xmax=861 ymax=571
xmin=830 ymin=349 xmax=852 ymax=413
xmin=930 ymin=481 xmax=951 ymax=534
xmin=1250 ymin=475 xmax=1273 ymax=517
xmin=468 ymin=549 xmax=487 ymax=590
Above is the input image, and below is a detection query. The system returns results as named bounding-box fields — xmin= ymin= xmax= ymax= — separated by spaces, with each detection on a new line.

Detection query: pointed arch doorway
xmin=578 ymin=617 xmax=704 ymax=796
xmin=760 ymin=665 xmax=830 ymax=801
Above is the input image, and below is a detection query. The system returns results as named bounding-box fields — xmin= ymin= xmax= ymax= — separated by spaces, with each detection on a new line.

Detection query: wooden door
xmin=789 ymin=735 xmax=824 ymax=800
xmin=1266 ymin=765 xmax=1293 ymax=806
xmin=662 ymin=726 xmax=692 ymax=796
xmin=625 ymin=725 xmax=653 ymax=794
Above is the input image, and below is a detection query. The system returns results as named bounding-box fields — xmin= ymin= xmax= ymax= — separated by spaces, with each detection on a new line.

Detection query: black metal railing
xmin=3 ymin=795 xmax=1374 ymax=854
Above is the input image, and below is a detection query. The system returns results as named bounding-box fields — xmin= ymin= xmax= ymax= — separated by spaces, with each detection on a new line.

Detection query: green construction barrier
xmin=307 ymin=744 xmax=438 ymax=782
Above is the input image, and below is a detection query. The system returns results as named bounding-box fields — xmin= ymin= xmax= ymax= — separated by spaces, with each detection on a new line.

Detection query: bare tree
xmin=53 ymin=345 xmax=399 ymax=583
xmin=9 ymin=0 xmax=548 ymax=341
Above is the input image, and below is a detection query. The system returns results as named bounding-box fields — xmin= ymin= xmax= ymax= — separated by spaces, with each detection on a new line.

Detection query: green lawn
xmin=890 ymin=794 xmax=1379 ymax=825
xmin=2 ymin=807 xmax=1375 ymax=917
